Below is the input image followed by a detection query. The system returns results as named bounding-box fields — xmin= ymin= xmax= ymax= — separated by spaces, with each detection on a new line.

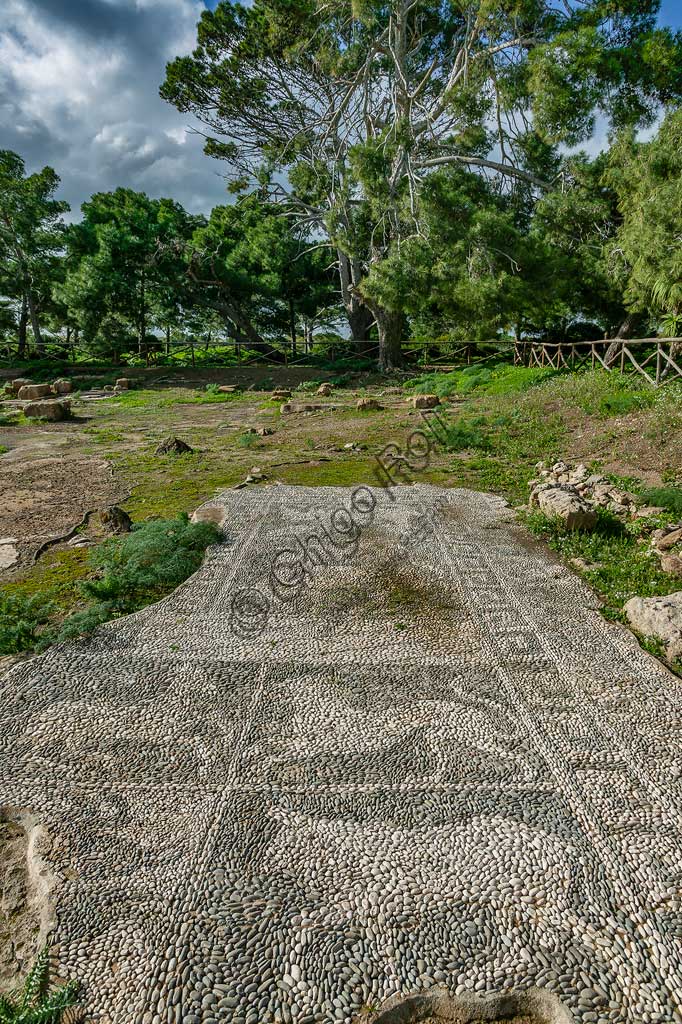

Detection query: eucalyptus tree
xmin=162 ymin=0 xmax=677 ymax=368
xmin=0 ymin=150 xmax=68 ymax=355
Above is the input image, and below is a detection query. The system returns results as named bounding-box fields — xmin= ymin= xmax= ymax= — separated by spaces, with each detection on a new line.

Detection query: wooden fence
xmin=512 ymin=337 xmax=682 ymax=387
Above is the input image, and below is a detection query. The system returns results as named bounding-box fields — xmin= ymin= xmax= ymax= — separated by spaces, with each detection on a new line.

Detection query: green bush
xmin=0 ymin=592 xmax=54 ymax=654
xmin=436 ymin=417 xmax=491 ymax=451
xmin=80 ymin=514 xmax=220 ymax=613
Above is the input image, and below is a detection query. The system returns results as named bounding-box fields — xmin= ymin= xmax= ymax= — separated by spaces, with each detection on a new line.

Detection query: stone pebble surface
xmin=2 ymin=485 xmax=682 ymax=1024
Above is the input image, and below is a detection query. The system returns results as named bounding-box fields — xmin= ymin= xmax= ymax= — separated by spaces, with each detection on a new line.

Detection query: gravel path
xmin=2 ymin=484 xmax=682 ymax=1024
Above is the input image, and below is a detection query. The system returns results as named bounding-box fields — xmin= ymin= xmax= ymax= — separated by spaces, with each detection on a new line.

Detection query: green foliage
xmin=435 ymin=417 xmax=491 ymax=452
xmin=523 ymin=508 xmax=675 ymax=621
xmin=0 ymin=591 xmax=54 ymax=655
xmin=605 ymin=110 xmax=682 ymax=318
xmin=0 ymin=946 xmax=79 ymax=1024
xmin=640 ymin=486 xmax=682 ymax=516
xmin=79 ymin=514 xmax=220 ymax=613
xmin=237 ymin=431 xmax=258 ymax=448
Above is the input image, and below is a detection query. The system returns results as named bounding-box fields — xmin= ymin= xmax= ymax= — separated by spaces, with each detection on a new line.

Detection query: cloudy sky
xmin=1 ymin=0 xmax=681 ymax=219
xmin=0 ymin=0 xmax=230 ymax=216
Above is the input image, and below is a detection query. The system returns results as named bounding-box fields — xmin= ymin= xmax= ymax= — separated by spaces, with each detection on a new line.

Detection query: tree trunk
xmin=338 ymin=250 xmax=375 ymax=344
xmin=289 ymin=298 xmax=297 ymax=358
xmin=26 ymin=290 xmax=43 ymax=355
xmin=374 ymin=307 xmax=404 ymax=371
xmin=604 ymin=314 xmax=638 ymax=367
xmin=139 ymin=271 xmax=146 ymax=361
xmin=17 ymin=294 xmax=28 ymax=358
xmin=166 ymin=325 xmax=171 ymax=356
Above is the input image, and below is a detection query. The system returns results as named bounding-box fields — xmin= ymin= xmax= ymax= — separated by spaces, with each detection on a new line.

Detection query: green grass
xmin=405 ymin=362 xmax=558 ymax=398
xmin=639 ymin=485 xmax=682 ymax=516
xmin=523 ymin=508 xmax=674 ymax=621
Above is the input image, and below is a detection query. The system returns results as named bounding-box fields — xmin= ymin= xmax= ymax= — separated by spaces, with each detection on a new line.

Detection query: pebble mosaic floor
xmin=2 ymin=485 xmax=682 ymax=1024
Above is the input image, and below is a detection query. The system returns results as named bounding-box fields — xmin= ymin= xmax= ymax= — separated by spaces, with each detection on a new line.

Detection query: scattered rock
xmin=115 ymin=378 xmax=133 ymax=390
xmin=633 ymin=505 xmax=666 ymax=519
xmin=101 ymin=506 xmax=132 ymax=534
xmin=411 ymin=394 xmax=440 ymax=409
xmin=155 ymin=436 xmax=193 ymax=455
xmin=653 ymin=525 xmax=682 ymax=551
xmin=624 ymin=591 xmax=682 ymax=661
xmin=23 ymin=399 xmax=71 ymax=422
xmin=651 ymin=523 xmax=682 ymax=575
xmin=52 ymin=378 xmax=73 ymax=395
xmin=280 ymin=402 xmax=323 ymax=414
xmin=272 ymin=389 xmax=292 ymax=401
xmin=530 ymin=460 xmax=640 ymax=522
xmin=18 ymin=383 xmax=52 ymax=401
xmin=661 ymin=552 xmax=682 ymax=576
xmin=234 ymin=466 xmax=268 ymax=489
xmin=191 ymin=505 xmax=226 ymax=529
xmin=0 ymin=540 xmax=18 ymax=570
xmin=218 ymin=385 xmax=239 ymax=393
xmin=570 ymin=556 xmax=603 ymax=572
xmin=535 ymin=485 xmax=597 ymax=531
xmin=257 ymin=427 xmax=274 ymax=436
xmin=357 ymin=397 xmax=382 ymax=411
xmin=317 ymin=383 xmax=333 ymax=396
xmin=8 ymin=378 xmax=33 ymax=394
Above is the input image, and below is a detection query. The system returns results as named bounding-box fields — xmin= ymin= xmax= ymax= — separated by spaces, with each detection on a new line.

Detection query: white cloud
xmin=0 ymin=0 xmax=229 ymax=215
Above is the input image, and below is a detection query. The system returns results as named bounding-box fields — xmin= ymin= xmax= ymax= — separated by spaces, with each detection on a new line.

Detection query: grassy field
xmin=1 ymin=362 xmax=681 ymax=663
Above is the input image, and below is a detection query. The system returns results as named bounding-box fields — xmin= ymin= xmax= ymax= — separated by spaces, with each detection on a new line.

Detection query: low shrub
xmin=15 ymin=515 xmax=222 ymax=651
xmin=79 ymin=514 xmax=220 ymax=613
xmin=0 ymin=592 xmax=54 ymax=655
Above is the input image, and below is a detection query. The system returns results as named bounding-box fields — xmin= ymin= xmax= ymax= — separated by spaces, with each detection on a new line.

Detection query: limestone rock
xmin=661 ymin=552 xmax=682 ymax=576
xmin=191 ymin=506 xmax=226 ymax=529
xmin=155 ymin=436 xmax=193 ymax=455
xmin=317 ymin=383 xmax=333 ymax=396
xmin=0 ymin=540 xmax=18 ymax=570
xmin=280 ymin=402 xmax=322 ymax=414
xmin=357 ymin=397 xmax=382 ymax=411
xmin=624 ymin=591 xmax=682 ymax=661
xmin=272 ymin=389 xmax=292 ymax=401
xmin=18 ymin=383 xmax=52 ymax=401
xmin=411 ymin=394 xmax=440 ymax=409
xmin=52 ymin=378 xmax=73 ymax=395
xmin=536 ymin=485 xmax=597 ymax=530
xmin=217 ymin=385 xmax=238 ymax=393
xmin=115 ymin=378 xmax=133 ymax=390
xmin=23 ymin=399 xmax=71 ymax=421
xmin=653 ymin=525 xmax=682 ymax=551
xmin=9 ymin=377 xmax=33 ymax=394
xmin=257 ymin=427 xmax=274 ymax=437
xmin=101 ymin=506 xmax=132 ymax=534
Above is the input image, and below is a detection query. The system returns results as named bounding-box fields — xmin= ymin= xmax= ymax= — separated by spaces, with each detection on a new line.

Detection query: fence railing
xmin=511 ymin=337 xmax=682 ymax=387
